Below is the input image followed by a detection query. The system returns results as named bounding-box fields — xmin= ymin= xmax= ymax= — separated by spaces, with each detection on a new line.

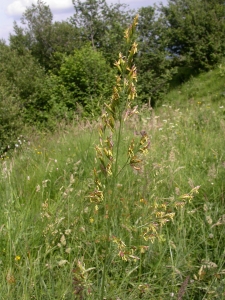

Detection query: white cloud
xmin=7 ymin=0 xmax=33 ymax=17
xmin=6 ymin=0 xmax=168 ymax=19
xmin=7 ymin=0 xmax=74 ymax=18
xmin=47 ymin=0 xmax=73 ymax=12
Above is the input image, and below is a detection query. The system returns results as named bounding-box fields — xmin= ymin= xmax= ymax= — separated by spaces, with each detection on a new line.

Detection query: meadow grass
xmin=0 ymin=81 xmax=225 ymax=299
xmin=1 ymin=22 xmax=225 ymax=299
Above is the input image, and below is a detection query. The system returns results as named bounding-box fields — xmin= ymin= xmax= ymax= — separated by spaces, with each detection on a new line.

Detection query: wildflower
xmin=140 ymin=198 xmax=147 ymax=204
xmin=175 ymin=187 xmax=180 ymax=195
xmin=15 ymin=255 xmax=21 ymax=261
xmin=138 ymin=284 xmax=150 ymax=294
xmin=180 ymin=194 xmax=194 ymax=201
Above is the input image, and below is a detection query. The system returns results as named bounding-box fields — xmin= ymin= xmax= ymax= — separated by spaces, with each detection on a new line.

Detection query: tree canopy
xmin=2 ymin=0 xmax=225 ymax=153
xmin=161 ymin=0 xmax=225 ymax=70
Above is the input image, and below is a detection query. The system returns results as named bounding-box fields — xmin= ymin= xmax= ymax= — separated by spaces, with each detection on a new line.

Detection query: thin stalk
xmin=100 ymin=116 xmax=123 ymax=300
xmin=100 ymin=94 xmax=126 ymax=299
xmin=114 ymin=114 xmax=123 ymax=178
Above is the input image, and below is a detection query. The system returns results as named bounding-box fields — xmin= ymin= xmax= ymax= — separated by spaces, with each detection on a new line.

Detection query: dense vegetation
xmin=1 ymin=0 xmax=225 ymax=154
xmin=1 ymin=52 xmax=225 ymax=299
xmin=0 ymin=1 xmax=225 ymax=299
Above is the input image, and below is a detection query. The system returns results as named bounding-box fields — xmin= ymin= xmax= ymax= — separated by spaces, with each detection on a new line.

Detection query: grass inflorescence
xmin=0 ymin=17 xmax=225 ymax=300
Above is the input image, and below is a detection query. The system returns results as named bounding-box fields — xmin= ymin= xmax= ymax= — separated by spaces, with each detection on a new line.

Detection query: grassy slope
xmin=0 ymin=67 xmax=225 ymax=299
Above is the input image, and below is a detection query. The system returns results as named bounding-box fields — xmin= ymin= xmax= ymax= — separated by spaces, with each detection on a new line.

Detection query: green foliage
xmin=6 ymin=0 xmax=225 ymax=113
xmin=166 ymin=63 xmax=225 ymax=105
xmin=0 ymin=70 xmax=225 ymax=298
xmin=136 ymin=6 xmax=176 ymax=107
xmin=161 ymin=0 xmax=225 ymax=70
xmin=31 ymin=73 xmax=74 ymax=127
xmin=49 ymin=21 xmax=79 ymax=55
xmin=0 ymin=48 xmax=44 ymax=102
xmin=0 ymin=86 xmax=22 ymax=156
xmin=10 ymin=3 xmax=80 ymax=71
xmin=0 ymin=42 xmax=49 ymax=120
xmin=10 ymin=0 xmax=53 ymax=69
xmin=0 ymin=42 xmax=50 ymax=152
xmin=71 ymin=0 xmax=132 ymax=64
xmin=0 ymin=41 xmax=71 ymax=131
xmin=71 ymin=0 xmax=110 ymax=48
xmin=29 ymin=45 xmax=115 ymax=122
xmin=1 ymin=32 xmax=115 ymax=134
xmin=54 ymin=45 xmax=115 ymax=116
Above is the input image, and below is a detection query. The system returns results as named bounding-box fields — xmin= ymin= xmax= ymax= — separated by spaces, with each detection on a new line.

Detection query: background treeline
xmin=1 ymin=0 xmax=225 ymax=155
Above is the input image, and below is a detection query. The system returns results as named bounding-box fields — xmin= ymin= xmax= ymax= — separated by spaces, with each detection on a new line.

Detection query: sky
xmin=0 ymin=0 xmax=167 ymax=43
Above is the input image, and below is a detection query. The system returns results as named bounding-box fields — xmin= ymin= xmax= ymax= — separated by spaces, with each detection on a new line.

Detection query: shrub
xmin=56 ymin=45 xmax=115 ymax=117
xmin=0 ymin=86 xmax=22 ymax=156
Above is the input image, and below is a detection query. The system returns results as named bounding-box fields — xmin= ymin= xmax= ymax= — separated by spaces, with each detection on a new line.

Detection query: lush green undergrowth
xmin=1 ymin=74 xmax=225 ymax=299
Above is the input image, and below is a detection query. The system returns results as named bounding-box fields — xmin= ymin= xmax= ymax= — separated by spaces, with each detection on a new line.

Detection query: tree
xmin=161 ymin=0 xmax=225 ymax=70
xmin=0 ymin=42 xmax=48 ymax=152
xmin=0 ymin=42 xmax=45 ymax=102
xmin=10 ymin=1 xmax=83 ymax=70
xmin=70 ymin=0 xmax=133 ymax=64
xmin=71 ymin=0 xmax=108 ymax=48
xmin=0 ymin=41 xmax=72 ymax=128
xmin=135 ymin=6 xmax=176 ymax=106
xmin=50 ymin=21 xmax=80 ymax=55
xmin=47 ymin=21 xmax=81 ymax=72
xmin=0 ymin=42 xmax=22 ymax=154
xmin=10 ymin=0 xmax=53 ymax=68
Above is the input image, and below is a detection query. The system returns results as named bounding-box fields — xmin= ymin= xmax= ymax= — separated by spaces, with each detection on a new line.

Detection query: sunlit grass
xmin=1 ymin=39 xmax=225 ymax=300
xmin=0 ymin=92 xmax=224 ymax=298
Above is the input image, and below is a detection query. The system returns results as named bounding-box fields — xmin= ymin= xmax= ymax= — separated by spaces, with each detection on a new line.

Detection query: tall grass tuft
xmin=84 ymin=15 xmax=199 ymax=299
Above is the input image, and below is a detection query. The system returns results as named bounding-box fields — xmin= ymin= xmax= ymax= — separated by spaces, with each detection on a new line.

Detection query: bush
xmin=0 ymin=42 xmax=70 ymax=130
xmin=0 ymin=86 xmax=23 ymax=156
xmin=56 ymin=45 xmax=115 ymax=117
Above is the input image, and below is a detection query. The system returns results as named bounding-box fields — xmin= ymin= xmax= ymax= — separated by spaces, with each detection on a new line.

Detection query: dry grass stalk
xmin=177 ymin=275 xmax=190 ymax=300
